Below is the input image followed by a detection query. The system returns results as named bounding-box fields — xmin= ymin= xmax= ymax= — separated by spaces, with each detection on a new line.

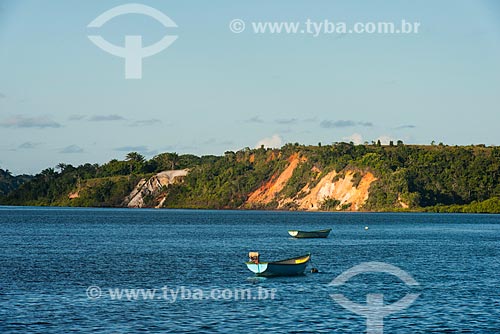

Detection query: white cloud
xmin=244 ymin=116 xmax=264 ymax=123
xmin=321 ymin=120 xmax=373 ymax=128
xmin=255 ymin=134 xmax=282 ymax=149
xmin=395 ymin=124 xmax=416 ymax=130
xmin=129 ymin=119 xmax=162 ymax=127
xmin=18 ymin=142 xmax=41 ymax=149
xmin=89 ymin=114 xmax=125 ymax=122
xmin=60 ymin=145 xmax=84 ymax=154
xmin=275 ymin=118 xmax=298 ymax=125
xmin=0 ymin=115 xmax=61 ymax=128
xmin=343 ymin=133 xmax=364 ymax=145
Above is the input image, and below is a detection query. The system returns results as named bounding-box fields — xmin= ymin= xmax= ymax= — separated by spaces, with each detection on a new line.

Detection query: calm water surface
xmin=0 ymin=207 xmax=499 ymax=333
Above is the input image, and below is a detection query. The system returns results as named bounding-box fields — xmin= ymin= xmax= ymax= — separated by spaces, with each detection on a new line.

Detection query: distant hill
xmin=1 ymin=143 xmax=500 ymax=213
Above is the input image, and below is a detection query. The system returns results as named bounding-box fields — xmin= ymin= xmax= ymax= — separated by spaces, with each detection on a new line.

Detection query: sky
xmin=0 ymin=0 xmax=499 ymax=174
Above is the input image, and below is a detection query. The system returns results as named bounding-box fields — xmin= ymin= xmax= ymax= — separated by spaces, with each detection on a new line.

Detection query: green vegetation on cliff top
xmin=1 ymin=142 xmax=500 ymax=213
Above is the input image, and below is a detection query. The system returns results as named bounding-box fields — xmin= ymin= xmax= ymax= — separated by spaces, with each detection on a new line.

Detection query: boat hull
xmin=288 ymin=229 xmax=331 ymax=238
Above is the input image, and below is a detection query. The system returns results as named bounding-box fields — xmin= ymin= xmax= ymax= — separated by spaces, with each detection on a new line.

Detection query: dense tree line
xmin=1 ymin=143 xmax=500 ymax=212
xmin=0 ymin=152 xmax=204 ymax=206
xmin=163 ymin=148 xmax=288 ymax=209
xmin=0 ymin=169 xmax=32 ymax=197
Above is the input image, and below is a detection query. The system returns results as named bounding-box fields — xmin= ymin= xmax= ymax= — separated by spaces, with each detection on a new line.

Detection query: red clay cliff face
xmin=295 ymin=170 xmax=377 ymax=211
xmin=244 ymin=154 xmax=377 ymax=211
xmin=246 ymin=153 xmax=304 ymax=205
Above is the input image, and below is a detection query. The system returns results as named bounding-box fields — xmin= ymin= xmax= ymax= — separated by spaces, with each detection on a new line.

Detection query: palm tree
xmin=125 ymin=152 xmax=145 ymax=163
xmin=125 ymin=152 xmax=145 ymax=174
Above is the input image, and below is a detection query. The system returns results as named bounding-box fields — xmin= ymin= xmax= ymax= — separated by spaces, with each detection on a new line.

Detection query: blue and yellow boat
xmin=245 ymin=252 xmax=311 ymax=277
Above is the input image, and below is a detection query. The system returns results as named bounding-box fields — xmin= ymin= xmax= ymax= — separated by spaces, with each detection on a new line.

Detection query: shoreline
xmin=0 ymin=204 xmax=498 ymax=215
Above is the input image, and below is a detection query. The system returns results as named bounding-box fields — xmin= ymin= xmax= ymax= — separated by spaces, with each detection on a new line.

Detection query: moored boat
xmin=288 ymin=228 xmax=332 ymax=238
xmin=245 ymin=252 xmax=311 ymax=277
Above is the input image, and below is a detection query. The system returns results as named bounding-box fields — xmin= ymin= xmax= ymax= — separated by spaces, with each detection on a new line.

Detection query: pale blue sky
xmin=1 ymin=0 xmax=499 ymax=174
